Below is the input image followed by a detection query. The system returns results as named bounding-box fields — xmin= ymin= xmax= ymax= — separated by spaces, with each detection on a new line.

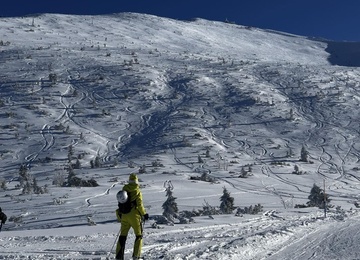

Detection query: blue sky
xmin=2 ymin=1 xmax=360 ymax=41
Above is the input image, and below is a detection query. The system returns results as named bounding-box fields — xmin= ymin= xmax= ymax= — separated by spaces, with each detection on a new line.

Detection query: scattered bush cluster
xmin=16 ymin=164 xmax=48 ymax=194
xmin=66 ymin=165 xmax=99 ymax=187
xmin=235 ymin=204 xmax=263 ymax=216
xmin=189 ymin=172 xmax=217 ymax=183
xmin=157 ymin=183 xmax=265 ymax=225
xmin=238 ymin=166 xmax=253 ymax=178
xmin=0 ymin=40 xmax=10 ymax=46
xmin=292 ymin=165 xmax=306 ymax=175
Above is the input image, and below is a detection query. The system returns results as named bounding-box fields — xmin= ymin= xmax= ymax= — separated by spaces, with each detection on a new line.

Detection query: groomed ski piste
xmin=1 ymin=13 xmax=360 ymax=259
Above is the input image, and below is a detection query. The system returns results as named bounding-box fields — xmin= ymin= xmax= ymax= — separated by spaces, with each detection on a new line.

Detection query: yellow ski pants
xmin=116 ymin=210 xmax=143 ymax=259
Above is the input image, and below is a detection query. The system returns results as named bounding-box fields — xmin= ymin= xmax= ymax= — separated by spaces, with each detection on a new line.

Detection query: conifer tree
xmin=67 ymin=145 xmax=73 ymax=163
xmin=300 ymin=146 xmax=309 ymax=162
xmin=162 ymin=181 xmax=178 ymax=222
xmin=19 ymin=164 xmax=30 ymax=187
xmin=307 ymin=184 xmax=330 ymax=208
xmin=220 ymin=187 xmax=235 ymax=214
xmin=94 ymin=155 xmax=101 ymax=168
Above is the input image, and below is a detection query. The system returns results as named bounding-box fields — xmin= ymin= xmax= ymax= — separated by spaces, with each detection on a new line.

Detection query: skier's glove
xmin=143 ymin=213 xmax=149 ymax=220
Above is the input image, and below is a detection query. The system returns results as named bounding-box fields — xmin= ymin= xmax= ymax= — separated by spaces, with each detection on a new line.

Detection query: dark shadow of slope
xmin=325 ymin=41 xmax=360 ymax=67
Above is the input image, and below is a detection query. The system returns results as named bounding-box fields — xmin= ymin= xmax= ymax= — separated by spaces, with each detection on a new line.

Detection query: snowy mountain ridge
xmin=1 ymin=12 xmax=360 ymax=259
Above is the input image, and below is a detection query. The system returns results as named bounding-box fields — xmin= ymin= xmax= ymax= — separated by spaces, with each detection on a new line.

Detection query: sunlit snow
xmin=1 ymin=13 xmax=360 ymax=259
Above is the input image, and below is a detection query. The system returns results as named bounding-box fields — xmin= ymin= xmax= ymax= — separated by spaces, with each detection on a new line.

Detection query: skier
xmin=115 ymin=173 xmax=149 ymax=260
xmin=0 ymin=207 xmax=7 ymax=231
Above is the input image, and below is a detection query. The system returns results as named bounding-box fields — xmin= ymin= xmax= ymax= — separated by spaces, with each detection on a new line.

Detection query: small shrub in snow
xmin=205 ymin=149 xmax=210 ymax=157
xmin=238 ymin=167 xmax=253 ymax=178
xmin=9 ymin=215 xmax=23 ymax=224
xmin=48 ymin=73 xmax=57 ymax=84
xmin=151 ymin=215 xmax=171 ymax=225
xmin=69 ymin=177 xmax=99 ymax=187
xmin=139 ymin=164 xmax=147 ymax=173
xmin=179 ymin=209 xmax=201 ymax=218
xmin=177 ymin=210 xmax=198 ymax=224
xmin=292 ymin=165 xmax=306 ymax=175
xmin=236 ymin=204 xmax=263 ymax=215
xmin=66 ymin=166 xmax=98 ymax=187
xmin=87 ymin=216 xmax=96 ymax=226
xmin=354 ymin=201 xmax=360 ymax=208
xmin=178 ymin=215 xmax=194 ymax=224
xmin=334 ymin=206 xmax=347 ymax=221
xmin=151 ymin=160 xmax=164 ymax=167
xmin=201 ymin=200 xmax=220 ymax=216
xmin=90 ymin=156 xmax=102 ymax=168
xmin=0 ymin=179 xmax=7 ymax=190
xmin=0 ymin=40 xmax=11 ymax=46
xmin=53 ymin=198 xmax=65 ymax=205
xmin=189 ymin=172 xmax=217 ymax=183
xmin=128 ymin=161 xmax=135 ymax=168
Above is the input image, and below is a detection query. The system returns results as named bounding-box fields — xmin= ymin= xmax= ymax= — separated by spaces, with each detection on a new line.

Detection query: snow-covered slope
xmin=1 ymin=13 xmax=360 ymax=259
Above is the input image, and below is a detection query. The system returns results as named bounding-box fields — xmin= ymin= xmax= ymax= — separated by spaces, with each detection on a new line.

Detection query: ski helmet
xmin=116 ymin=190 xmax=128 ymax=203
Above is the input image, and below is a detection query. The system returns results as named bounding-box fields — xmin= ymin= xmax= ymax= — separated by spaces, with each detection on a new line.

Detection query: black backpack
xmin=0 ymin=212 xmax=7 ymax=224
xmin=118 ymin=191 xmax=135 ymax=214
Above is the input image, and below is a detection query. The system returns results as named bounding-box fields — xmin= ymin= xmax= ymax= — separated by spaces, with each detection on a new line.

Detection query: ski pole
xmin=141 ymin=215 xmax=147 ymax=235
xmin=106 ymin=229 xmax=120 ymax=260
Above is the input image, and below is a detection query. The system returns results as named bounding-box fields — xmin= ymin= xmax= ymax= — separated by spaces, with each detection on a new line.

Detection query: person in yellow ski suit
xmin=116 ymin=173 xmax=148 ymax=260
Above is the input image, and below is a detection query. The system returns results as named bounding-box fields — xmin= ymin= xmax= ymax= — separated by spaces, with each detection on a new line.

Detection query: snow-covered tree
xmin=18 ymin=164 xmax=32 ymax=190
xmin=67 ymin=145 xmax=73 ymax=163
xmin=162 ymin=182 xmax=178 ymax=222
xmin=220 ymin=187 xmax=235 ymax=214
xmin=307 ymin=184 xmax=330 ymax=208
xmin=300 ymin=146 xmax=309 ymax=162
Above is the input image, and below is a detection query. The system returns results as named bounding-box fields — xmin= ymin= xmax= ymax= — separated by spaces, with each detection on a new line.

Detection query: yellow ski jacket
xmin=116 ymin=182 xmax=146 ymax=221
